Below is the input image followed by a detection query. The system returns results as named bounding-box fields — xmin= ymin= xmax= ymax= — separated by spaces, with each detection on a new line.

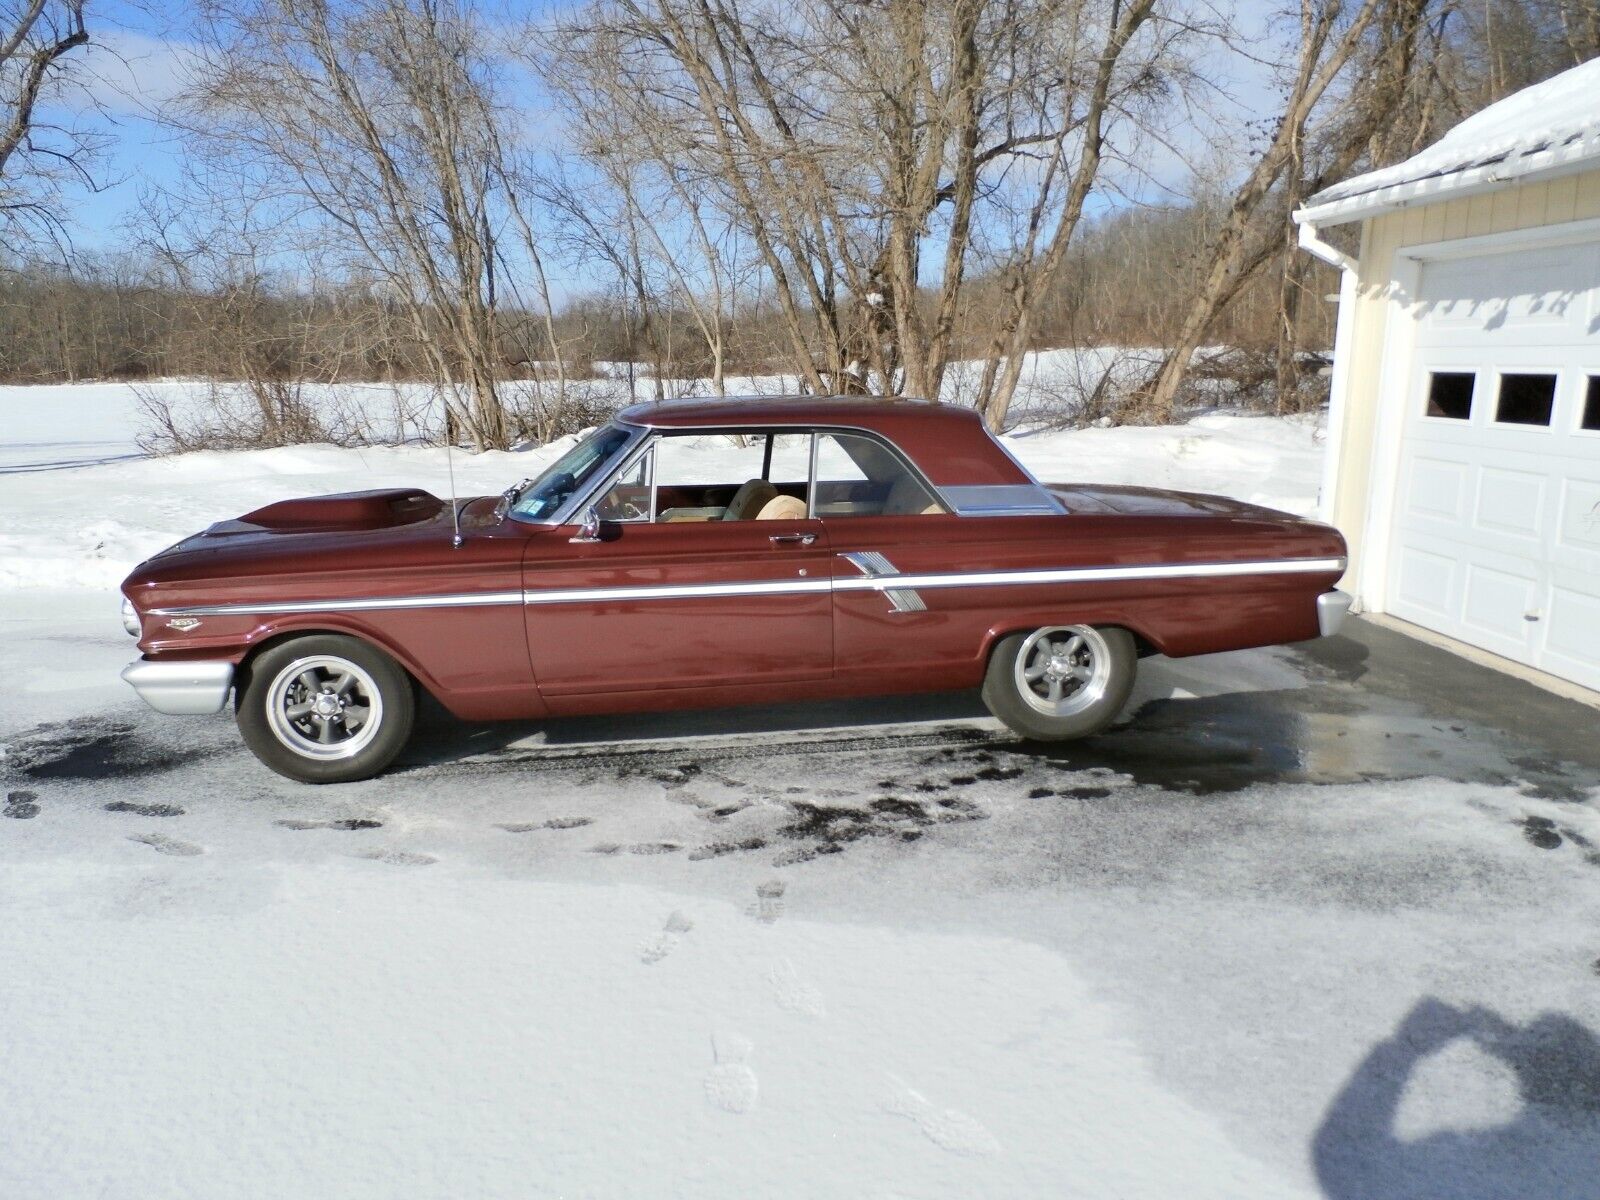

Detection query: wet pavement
xmin=4 ymin=615 xmax=1600 ymax=1197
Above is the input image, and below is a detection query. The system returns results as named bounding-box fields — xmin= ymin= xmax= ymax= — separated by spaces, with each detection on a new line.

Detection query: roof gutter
xmin=1289 ymin=215 xmax=1359 ymax=526
xmin=1294 ymin=218 xmax=1357 ymax=273
xmin=1294 ymin=125 xmax=1600 ymax=228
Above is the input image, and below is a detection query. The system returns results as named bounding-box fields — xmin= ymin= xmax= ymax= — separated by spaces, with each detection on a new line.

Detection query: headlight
xmin=121 ymin=597 xmax=140 ymax=637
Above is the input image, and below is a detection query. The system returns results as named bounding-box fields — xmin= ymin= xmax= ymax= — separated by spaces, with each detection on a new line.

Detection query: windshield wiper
xmin=494 ymin=477 xmax=534 ymax=521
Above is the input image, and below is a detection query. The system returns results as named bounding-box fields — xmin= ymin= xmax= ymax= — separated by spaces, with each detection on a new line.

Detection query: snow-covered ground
xmin=3 ymin=380 xmax=1597 ymax=1199
xmin=0 ymin=378 xmax=1325 ymax=596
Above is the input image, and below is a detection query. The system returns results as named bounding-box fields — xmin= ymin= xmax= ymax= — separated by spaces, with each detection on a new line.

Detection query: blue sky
xmin=42 ymin=0 xmax=1286 ymax=282
xmin=43 ymin=0 xmax=190 ymax=245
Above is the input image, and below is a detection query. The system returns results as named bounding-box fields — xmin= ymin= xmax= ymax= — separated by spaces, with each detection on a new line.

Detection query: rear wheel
xmin=981 ymin=624 xmax=1136 ymax=741
xmin=237 ymin=635 xmax=414 ymax=783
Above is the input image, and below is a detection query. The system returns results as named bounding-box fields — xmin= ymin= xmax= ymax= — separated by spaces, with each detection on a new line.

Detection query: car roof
xmin=619 ymin=395 xmax=966 ymax=429
xmin=614 ymin=396 xmax=1029 ymax=488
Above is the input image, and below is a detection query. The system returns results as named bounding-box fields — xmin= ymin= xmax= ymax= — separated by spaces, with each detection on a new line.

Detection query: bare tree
xmin=551 ymin=0 xmax=1180 ymax=426
xmin=0 ymin=0 xmax=89 ymax=240
xmin=1135 ymin=0 xmax=1396 ymax=422
xmin=176 ymin=0 xmax=534 ymax=448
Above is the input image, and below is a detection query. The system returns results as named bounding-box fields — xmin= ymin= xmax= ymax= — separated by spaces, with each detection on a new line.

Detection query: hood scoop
xmin=222 ymin=489 xmax=446 ymax=534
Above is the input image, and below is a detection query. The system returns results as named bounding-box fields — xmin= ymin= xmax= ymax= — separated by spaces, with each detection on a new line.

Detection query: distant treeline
xmin=4 ymin=0 xmax=1597 ymax=448
xmin=0 ymin=201 xmax=1335 ymax=388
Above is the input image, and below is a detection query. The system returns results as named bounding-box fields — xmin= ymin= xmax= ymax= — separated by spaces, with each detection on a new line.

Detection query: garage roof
xmin=1296 ymin=58 xmax=1600 ymax=227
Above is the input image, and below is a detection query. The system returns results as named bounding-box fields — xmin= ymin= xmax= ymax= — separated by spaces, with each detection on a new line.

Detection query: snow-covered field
xmin=3 ymin=380 xmax=1597 ymax=1199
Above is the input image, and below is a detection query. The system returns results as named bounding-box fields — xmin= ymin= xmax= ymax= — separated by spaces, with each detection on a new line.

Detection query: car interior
xmin=593 ymin=430 xmax=945 ymax=523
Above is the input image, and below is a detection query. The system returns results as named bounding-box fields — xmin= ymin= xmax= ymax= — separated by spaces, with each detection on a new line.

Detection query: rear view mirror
xmin=568 ymin=506 xmax=602 ymax=544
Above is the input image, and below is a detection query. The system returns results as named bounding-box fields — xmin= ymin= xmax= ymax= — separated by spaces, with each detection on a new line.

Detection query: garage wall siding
xmin=1326 ymin=167 xmax=1600 ymax=591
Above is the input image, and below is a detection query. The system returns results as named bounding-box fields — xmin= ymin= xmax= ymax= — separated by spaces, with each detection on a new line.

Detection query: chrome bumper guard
xmin=121 ymin=658 xmax=235 ymax=715
xmin=1317 ymin=589 xmax=1353 ymax=638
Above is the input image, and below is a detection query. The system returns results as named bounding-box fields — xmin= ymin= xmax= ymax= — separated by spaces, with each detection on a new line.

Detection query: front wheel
xmin=982 ymin=624 xmax=1137 ymax=741
xmin=237 ymin=635 xmax=415 ymax=783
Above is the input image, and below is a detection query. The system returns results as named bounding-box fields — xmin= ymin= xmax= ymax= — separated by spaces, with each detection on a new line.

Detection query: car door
xmin=816 ymin=429 xmax=979 ymax=678
xmin=522 ymin=430 xmax=833 ymax=697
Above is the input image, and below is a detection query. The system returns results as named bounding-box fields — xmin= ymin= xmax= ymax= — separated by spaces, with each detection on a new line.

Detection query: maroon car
xmin=118 ymin=397 xmax=1350 ymax=782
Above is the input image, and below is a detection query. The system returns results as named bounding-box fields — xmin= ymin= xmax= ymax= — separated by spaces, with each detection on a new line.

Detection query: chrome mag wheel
xmin=1013 ymin=625 xmax=1113 ymax=718
xmin=264 ymin=654 xmax=384 ymax=761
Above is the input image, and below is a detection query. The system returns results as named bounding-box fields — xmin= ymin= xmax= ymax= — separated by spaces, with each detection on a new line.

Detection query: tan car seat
xmin=755 ymin=494 xmax=808 ymax=521
xmin=881 ymin=475 xmax=943 ymax=516
xmin=722 ymin=478 xmax=778 ymax=520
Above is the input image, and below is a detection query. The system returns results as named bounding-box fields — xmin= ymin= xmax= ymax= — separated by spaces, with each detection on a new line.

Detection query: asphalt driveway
xmin=3 ymin=615 xmax=1598 ymax=1197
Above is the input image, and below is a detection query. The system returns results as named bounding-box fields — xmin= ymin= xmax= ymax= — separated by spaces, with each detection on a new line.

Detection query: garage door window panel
xmin=1582 ymin=376 xmax=1600 ymax=432
xmin=1493 ymin=373 xmax=1557 ymax=427
xmin=1425 ymin=371 xmax=1476 ymax=420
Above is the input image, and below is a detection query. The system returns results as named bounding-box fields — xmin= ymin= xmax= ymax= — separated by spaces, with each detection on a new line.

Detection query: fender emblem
xmin=166 ymin=617 xmax=203 ymax=632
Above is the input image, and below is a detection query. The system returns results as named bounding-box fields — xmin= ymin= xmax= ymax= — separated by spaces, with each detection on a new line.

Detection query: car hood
xmin=1045 ymin=483 xmax=1298 ymax=520
xmin=132 ymin=489 xmax=512 ymax=586
xmin=180 ymin=488 xmax=448 ymax=540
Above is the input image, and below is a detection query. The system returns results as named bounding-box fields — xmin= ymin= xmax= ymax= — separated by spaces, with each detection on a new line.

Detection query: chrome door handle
xmin=769 ymin=533 xmax=817 ymax=546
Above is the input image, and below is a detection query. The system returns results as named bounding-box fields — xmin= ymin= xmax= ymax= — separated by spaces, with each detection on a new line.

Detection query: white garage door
xmin=1387 ymin=238 xmax=1600 ymax=691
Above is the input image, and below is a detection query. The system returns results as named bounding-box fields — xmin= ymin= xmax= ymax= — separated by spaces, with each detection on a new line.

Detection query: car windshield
xmin=510 ymin=423 xmax=634 ymax=521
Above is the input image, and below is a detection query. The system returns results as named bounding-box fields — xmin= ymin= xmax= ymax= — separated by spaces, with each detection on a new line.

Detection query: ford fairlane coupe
xmin=119 ymin=397 xmax=1351 ymax=782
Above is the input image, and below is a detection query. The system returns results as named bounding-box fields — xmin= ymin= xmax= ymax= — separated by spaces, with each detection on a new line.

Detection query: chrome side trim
xmin=834 ymin=557 xmax=1348 ymax=594
xmin=1317 ymin=588 xmax=1354 ymax=637
xmin=522 ymin=578 xmax=835 ymax=606
xmin=940 ymin=483 xmax=1064 ymax=517
xmin=841 ymin=550 xmax=927 ymax=613
xmin=151 ymin=557 xmax=1345 ymax=617
xmin=121 ymin=658 xmax=235 ymax=715
xmin=153 ymin=592 xmax=525 ymax=617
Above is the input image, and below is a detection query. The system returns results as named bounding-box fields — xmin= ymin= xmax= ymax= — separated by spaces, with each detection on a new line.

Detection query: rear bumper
xmin=1317 ymin=589 xmax=1354 ymax=638
xmin=121 ymin=658 xmax=235 ymax=715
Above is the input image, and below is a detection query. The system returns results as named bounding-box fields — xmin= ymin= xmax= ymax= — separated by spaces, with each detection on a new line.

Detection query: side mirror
xmin=568 ymin=506 xmax=602 ymax=544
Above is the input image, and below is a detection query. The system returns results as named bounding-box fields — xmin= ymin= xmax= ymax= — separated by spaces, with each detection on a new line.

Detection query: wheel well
xmin=236 ymin=628 xmax=421 ymax=700
xmin=984 ymin=621 xmax=1157 ymax=665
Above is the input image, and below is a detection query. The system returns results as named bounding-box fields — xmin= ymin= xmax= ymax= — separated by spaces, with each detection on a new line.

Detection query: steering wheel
xmin=598 ymin=494 xmax=647 ymax=521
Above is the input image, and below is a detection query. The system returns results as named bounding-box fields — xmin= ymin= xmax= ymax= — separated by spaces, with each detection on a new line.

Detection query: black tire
xmin=981 ymin=624 xmax=1137 ymax=742
xmin=236 ymin=634 xmax=415 ymax=783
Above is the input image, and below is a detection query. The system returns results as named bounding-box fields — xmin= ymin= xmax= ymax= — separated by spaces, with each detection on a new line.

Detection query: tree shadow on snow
xmin=1314 ymin=997 xmax=1600 ymax=1200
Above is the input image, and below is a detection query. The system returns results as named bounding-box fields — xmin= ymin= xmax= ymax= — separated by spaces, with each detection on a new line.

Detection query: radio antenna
xmin=444 ymin=396 xmax=464 ymax=548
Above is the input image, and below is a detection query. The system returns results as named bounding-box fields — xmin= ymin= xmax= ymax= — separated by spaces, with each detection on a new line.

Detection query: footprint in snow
xmin=4 ymin=790 xmax=40 ymax=819
xmin=704 ymin=1032 xmax=758 ymax=1114
xmin=688 ymin=837 xmax=767 ymax=861
xmin=883 ymin=1078 xmax=999 ymax=1157
xmin=639 ymin=910 xmax=693 ymax=965
xmin=497 ymin=816 xmax=594 ymax=833
xmin=128 ymin=832 xmax=203 ymax=857
xmin=105 ymin=801 xmax=185 ymax=817
xmin=767 ymin=959 xmax=826 ymax=1017
xmin=746 ymin=879 xmax=786 ymax=924
xmin=276 ymin=817 xmax=383 ymax=831
xmin=351 ymin=848 xmax=436 ymax=866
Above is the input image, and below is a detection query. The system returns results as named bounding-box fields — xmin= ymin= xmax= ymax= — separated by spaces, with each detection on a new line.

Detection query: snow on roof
xmin=1297 ymin=58 xmax=1600 ymax=226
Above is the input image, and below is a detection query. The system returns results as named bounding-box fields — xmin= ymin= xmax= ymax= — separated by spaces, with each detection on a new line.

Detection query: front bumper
xmin=1317 ymin=589 xmax=1354 ymax=638
xmin=121 ymin=658 xmax=235 ymax=715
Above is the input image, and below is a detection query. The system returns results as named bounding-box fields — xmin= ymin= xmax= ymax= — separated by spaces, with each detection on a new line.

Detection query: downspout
xmin=1294 ymin=218 xmax=1358 ymax=532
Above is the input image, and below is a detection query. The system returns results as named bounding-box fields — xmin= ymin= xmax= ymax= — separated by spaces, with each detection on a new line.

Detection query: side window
xmin=813 ymin=432 xmax=943 ymax=518
xmin=651 ymin=432 xmax=813 ymax=522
